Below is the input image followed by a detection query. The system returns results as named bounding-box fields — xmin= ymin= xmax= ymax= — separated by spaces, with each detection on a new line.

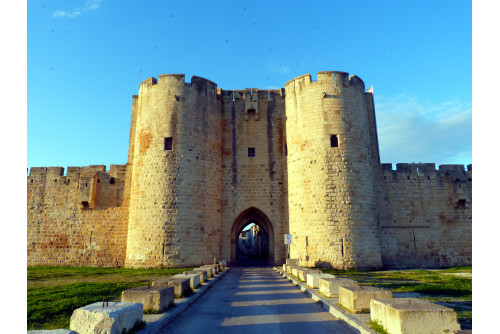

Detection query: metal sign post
xmin=284 ymin=234 xmax=292 ymax=259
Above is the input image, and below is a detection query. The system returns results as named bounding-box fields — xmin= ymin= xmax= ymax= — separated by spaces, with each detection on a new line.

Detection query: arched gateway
xmin=230 ymin=207 xmax=275 ymax=265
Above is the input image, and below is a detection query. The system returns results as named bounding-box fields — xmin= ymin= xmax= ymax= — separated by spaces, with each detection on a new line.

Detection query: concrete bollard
xmin=370 ymin=298 xmax=461 ymax=334
xmin=306 ymin=273 xmax=335 ymax=289
xmin=184 ymin=269 xmax=207 ymax=283
xmin=153 ymin=277 xmax=190 ymax=298
xmin=339 ymin=285 xmax=392 ymax=313
xmin=319 ymin=277 xmax=358 ymax=297
xmin=70 ymin=302 xmax=142 ymax=334
xmin=121 ymin=286 xmax=174 ymax=312
xmin=298 ymin=268 xmax=321 ymax=281
xmin=173 ymin=273 xmax=201 ymax=289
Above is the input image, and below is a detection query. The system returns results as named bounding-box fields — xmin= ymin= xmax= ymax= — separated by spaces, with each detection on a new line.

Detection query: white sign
xmin=284 ymin=234 xmax=292 ymax=245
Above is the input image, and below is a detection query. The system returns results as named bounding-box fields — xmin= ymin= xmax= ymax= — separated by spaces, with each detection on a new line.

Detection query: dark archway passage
xmin=236 ymin=222 xmax=269 ymax=266
xmin=230 ymin=207 xmax=275 ymax=266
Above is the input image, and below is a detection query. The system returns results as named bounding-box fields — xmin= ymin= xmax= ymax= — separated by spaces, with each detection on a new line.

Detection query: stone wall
xmin=219 ymin=88 xmax=288 ymax=265
xmin=376 ymin=163 xmax=472 ymax=268
xmin=27 ymin=165 xmax=129 ymax=267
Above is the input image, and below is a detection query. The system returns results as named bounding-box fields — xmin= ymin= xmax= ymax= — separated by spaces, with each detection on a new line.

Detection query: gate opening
xmin=237 ymin=222 xmax=269 ymax=266
xmin=230 ymin=207 xmax=275 ymax=266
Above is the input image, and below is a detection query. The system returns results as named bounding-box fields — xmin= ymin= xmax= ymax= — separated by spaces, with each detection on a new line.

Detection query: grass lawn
xmin=27 ymin=266 xmax=193 ymax=330
xmin=318 ymin=266 xmax=472 ymax=329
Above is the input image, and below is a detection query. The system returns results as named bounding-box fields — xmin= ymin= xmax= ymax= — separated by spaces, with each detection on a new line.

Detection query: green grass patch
xmin=27 ymin=266 xmax=193 ymax=330
xmin=28 ymin=266 xmax=190 ymax=281
xmin=318 ymin=267 xmax=471 ymax=299
xmin=368 ymin=320 xmax=389 ymax=334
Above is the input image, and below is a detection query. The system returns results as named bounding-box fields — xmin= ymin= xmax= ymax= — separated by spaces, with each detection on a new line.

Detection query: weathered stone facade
xmin=27 ymin=71 xmax=472 ymax=269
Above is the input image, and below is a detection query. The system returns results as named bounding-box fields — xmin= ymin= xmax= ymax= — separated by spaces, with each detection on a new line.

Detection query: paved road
xmin=161 ymin=267 xmax=357 ymax=334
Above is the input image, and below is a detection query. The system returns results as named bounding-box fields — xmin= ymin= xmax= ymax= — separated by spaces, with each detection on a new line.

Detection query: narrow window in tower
xmin=341 ymin=238 xmax=344 ymax=257
xmin=248 ymin=147 xmax=255 ymax=157
xmin=457 ymin=199 xmax=466 ymax=209
xmin=330 ymin=134 xmax=339 ymax=148
xmin=164 ymin=137 xmax=173 ymax=151
xmin=285 ymin=144 xmax=288 ymax=156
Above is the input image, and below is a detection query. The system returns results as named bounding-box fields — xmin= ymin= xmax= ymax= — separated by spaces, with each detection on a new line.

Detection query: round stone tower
xmin=284 ymin=71 xmax=383 ymax=269
xmin=125 ymin=74 xmax=222 ymax=268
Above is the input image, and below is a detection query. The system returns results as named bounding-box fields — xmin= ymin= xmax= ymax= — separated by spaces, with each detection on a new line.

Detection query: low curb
xmin=273 ymin=267 xmax=376 ymax=334
xmin=137 ymin=267 xmax=231 ymax=334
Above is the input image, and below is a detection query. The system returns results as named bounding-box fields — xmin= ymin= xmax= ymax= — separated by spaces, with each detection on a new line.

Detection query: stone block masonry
xmin=27 ymin=71 xmax=472 ymax=270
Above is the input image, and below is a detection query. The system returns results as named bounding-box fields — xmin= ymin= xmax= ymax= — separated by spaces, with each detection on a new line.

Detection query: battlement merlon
xmin=138 ymin=74 xmax=218 ymax=97
xmin=28 ymin=164 xmax=127 ymax=179
xmin=380 ymin=163 xmax=472 ymax=180
xmin=219 ymin=89 xmax=285 ymax=104
xmin=284 ymin=71 xmax=365 ymax=94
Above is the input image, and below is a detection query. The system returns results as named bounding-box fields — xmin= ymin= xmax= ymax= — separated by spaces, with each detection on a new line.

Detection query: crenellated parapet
xmin=380 ymin=163 xmax=472 ymax=181
xmin=27 ymin=164 xmax=128 ymax=210
xmin=379 ymin=162 xmax=472 ymax=211
xmin=218 ymin=88 xmax=285 ymax=122
xmin=284 ymin=71 xmax=366 ymax=96
xmin=138 ymin=74 xmax=218 ymax=99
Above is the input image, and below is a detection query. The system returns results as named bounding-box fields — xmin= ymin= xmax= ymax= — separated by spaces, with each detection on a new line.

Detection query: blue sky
xmin=27 ymin=0 xmax=472 ymax=170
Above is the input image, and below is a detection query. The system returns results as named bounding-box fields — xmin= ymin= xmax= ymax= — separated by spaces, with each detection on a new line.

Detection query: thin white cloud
xmin=375 ymin=94 xmax=472 ymax=167
xmin=52 ymin=10 xmax=81 ymax=18
xmin=85 ymin=0 xmax=103 ymax=11
xmin=53 ymin=0 xmax=103 ymax=18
